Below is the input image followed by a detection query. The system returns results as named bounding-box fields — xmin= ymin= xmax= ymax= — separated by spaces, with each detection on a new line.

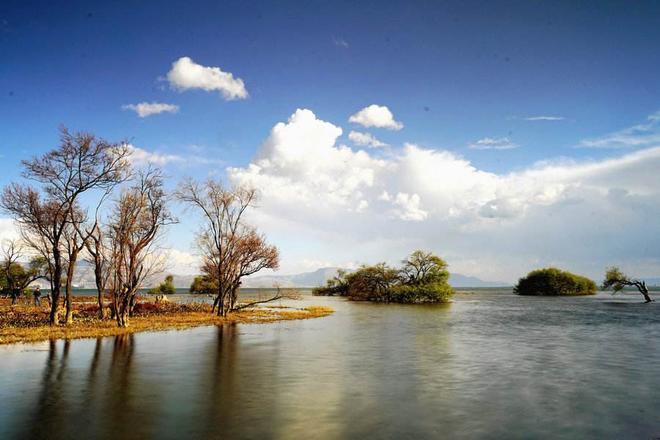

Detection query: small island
xmin=514 ymin=267 xmax=597 ymax=296
xmin=313 ymin=250 xmax=453 ymax=303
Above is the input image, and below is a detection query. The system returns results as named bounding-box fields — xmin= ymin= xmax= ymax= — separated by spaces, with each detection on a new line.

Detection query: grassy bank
xmin=0 ymin=296 xmax=333 ymax=345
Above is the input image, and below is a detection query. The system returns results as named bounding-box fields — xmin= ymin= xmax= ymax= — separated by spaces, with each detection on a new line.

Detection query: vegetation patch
xmin=0 ymin=296 xmax=333 ymax=345
xmin=313 ymin=250 xmax=453 ymax=303
xmin=514 ymin=268 xmax=597 ymax=296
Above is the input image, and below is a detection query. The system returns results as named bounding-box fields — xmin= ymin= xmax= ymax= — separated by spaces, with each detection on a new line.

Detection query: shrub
xmin=312 ymin=269 xmax=350 ymax=296
xmin=189 ymin=275 xmax=217 ymax=295
xmin=148 ymin=275 xmax=176 ymax=296
xmin=514 ymin=268 xmax=596 ymax=296
xmin=314 ymin=250 xmax=453 ymax=304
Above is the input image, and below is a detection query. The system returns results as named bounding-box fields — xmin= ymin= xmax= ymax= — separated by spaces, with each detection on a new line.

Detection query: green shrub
xmin=149 ymin=275 xmax=176 ymax=296
xmin=314 ymin=250 xmax=453 ymax=304
xmin=514 ymin=267 xmax=596 ymax=296
xmin=189 ymin=275 xmax=217 ymax=295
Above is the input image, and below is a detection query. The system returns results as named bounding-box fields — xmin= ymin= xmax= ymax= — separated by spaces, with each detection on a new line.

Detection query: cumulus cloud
xmin=122 ymin=102 xmax=179 ymax=118
xmin=349 ymin=105 xmax=403 ymax=130
xmin=165 ymin=249 xmax=201 ymax=275
xmin=0 ymin=218 xmax=19 ymax=243
xmin=227 ymin=108 xmax=660 ymax=282
xmin=166 ymin=56 xmax=248 ymax=100
xmin=348 ymin=130 xmax=387 ymax=148
xmin=579 ymin=110 xmax=660 ymax=148
xmin=468 ymin=137 xmax=518 ymax=150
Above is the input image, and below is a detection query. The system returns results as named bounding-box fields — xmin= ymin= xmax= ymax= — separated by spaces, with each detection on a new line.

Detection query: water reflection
xmin=1 ymin=292 xmax=659 ymax=439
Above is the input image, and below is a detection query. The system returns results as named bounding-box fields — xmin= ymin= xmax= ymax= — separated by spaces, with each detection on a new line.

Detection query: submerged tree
xmin=1 ymin=128 xmax=131 ymax=324
xmin=313 ymin=250 xmax=453 ymax=303
xmin=603 ymin=266 xmax=654 ymax=303
xmin=176 ymin=179 xmax=279 ymax=316
xmin=107 ymin=169 xmax=174 ymax=327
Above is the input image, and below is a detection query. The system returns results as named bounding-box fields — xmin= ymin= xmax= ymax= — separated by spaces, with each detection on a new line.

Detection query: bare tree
xmin=176 ymin=179 xmax=279 ymax=317
xmin=1 ymin=128 xmax=131 ymax=325
xmin=84 ymin=223 xmax=111 ymax=318
xmin=603 ymin=266 xmax=654 ymax=303
xmin=107 ymin=169 xmax=174 ymax=327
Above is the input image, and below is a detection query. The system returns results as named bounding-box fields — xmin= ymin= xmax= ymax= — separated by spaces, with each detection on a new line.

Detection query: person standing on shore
xmin=32 ymin=286 xmax=41 ymax=306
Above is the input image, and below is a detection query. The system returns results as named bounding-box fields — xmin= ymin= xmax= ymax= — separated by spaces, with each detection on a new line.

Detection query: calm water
xmin=1 ymin=290 xmax=659 ymax=439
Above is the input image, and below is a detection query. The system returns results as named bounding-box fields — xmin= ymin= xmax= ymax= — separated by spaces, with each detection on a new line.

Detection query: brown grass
xmin=0 ymin=297 xmax=334 ymax=345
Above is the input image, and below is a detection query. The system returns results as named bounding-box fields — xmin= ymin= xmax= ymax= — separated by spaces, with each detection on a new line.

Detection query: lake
xmin=1 ymin=290 xmax=658 ymax=439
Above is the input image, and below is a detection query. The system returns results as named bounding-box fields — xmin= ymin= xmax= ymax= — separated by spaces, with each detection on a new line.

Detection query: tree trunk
xmin=95 ymin=264 xmax=105 ymax=319
xmin=49 ymin=251 xmax=62 ymax=325
xmin=65 ymin=256 xmax=77 ymax=324
xmin=641 ymin=287 xmax=653 ymax=303
xmin=115 ymin=300 xmax=129 ymax=327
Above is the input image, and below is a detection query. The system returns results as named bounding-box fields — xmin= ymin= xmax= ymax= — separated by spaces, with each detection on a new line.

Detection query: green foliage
xmin=189 ymin=275 xmax=218 ymax=295
xmin=312 ymin=269 xmax=350 ymax=296
xmin=514 ymin=267 xmax=596 ymax=296
xmin=0 ymin=257 xmax=47 ymax=296
xmin=314 ymin=250 xmax=453 ymax=304
xmin=148 ymin=274 xmax=176 ymax=296
xmin=346 ymin=263 xmax=400 ymax=302
xmin=602 ymin=266 xmax=630 ymax=293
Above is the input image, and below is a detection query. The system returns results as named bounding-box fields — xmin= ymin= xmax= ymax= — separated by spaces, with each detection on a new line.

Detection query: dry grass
xmin=0 ymin=297 xmax=334 ymax=345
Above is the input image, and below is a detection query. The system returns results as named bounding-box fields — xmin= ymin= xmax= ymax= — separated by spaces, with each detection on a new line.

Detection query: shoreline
xmin=0 ymin=297 xmax=334 ymax=346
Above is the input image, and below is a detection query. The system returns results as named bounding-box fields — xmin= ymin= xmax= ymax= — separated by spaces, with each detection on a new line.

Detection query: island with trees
xmin=514 ymin=268 xmax=597 ymax=296
xmin=313 ymin=250 xmax=453 ymax=303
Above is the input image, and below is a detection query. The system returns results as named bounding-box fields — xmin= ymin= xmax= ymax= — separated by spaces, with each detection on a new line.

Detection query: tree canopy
xmin=602 ymin=266 xmax=654 ymax=303
xmin=514 ymin=268 xmax=596 ymax=296
xmin=313 ymin=250 xmax=453 ymax=304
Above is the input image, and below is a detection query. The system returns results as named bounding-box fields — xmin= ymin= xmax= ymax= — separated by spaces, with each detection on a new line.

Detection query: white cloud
xmin=349 ymin=104 xmax=403 ymax=130
xmin=126 ymin=145 xmax=184 ymax=166
xmin=579 ymin=110 xmax=660 ymax=148
xmin=333 ymin=37 xmax=349 ymax=48
xmin=0 ymin=218 xmax=19 ymax=243
xmin=468 ymin=137 xmax=518 ymax=150
xmin=227 ymin=108 xmax=660 ymax=282
xmin=391 ymin=193 xmax=427 ymax=221
xmin=122 ymin=102 xmax=179 ymax=118
xmin=165 ymin=249 xmax=201 ymax=275
xmin=524 ymin=115 xmax=565 ymax=121
xmin=166 ymin=56 xmax=248 ymax=100
xmin=348 ymin=130 xmax=387 ymax=148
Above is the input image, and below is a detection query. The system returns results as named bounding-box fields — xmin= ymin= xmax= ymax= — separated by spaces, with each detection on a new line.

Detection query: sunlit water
xmin=1 ymin=290 xmax=659 ymax=439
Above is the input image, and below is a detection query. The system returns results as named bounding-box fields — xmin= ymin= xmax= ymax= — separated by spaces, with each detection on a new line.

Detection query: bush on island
xmin=148 ymin=275 xmax=176 ymax=296
xmin=514 ymin=268 xmax=596 ymax=296
xmin=313 ymin=250 xmax=453 ymax=304
xmin=189 ymin=275 xmax=218 ymax=295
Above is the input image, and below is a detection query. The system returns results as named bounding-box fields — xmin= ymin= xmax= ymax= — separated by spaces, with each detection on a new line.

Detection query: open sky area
xmin=1 ymin=0 xmax=660 ymax=282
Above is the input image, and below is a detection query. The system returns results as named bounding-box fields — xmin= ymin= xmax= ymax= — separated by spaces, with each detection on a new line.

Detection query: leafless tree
xmin=107 ymin=169 xmax=174 ymax=327
xmin=84 ymin=223 xmax=111 ymax=318
xmin=1 ymin=127 xmax=131 ymax=325
xmin=176 ymin=179 xmax=280 ymax=317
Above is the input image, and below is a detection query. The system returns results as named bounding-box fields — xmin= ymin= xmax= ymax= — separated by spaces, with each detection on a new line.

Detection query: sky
xmin=1 ymin=0 xmax=660 ymax=282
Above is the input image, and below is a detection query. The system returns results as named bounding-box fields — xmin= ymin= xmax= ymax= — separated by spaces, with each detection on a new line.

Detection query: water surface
xmin=1 ymin=290 xmax=658 ymax=439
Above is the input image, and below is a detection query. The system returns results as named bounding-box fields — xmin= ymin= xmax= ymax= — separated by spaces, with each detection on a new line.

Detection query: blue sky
xmin=2 ymin=1 xmax=660 ymax=281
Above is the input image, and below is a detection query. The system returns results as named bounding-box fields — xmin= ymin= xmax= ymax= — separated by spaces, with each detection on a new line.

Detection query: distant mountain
xmin=243 ymin=267 xmax=508 ymax=288
xmin=71 ymin=263 xmax=508 ymax=289
xmin=448 ymin=273 xmax=509 ymax=288
xmin=243 ymin=267 xmax=342 ymax=288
